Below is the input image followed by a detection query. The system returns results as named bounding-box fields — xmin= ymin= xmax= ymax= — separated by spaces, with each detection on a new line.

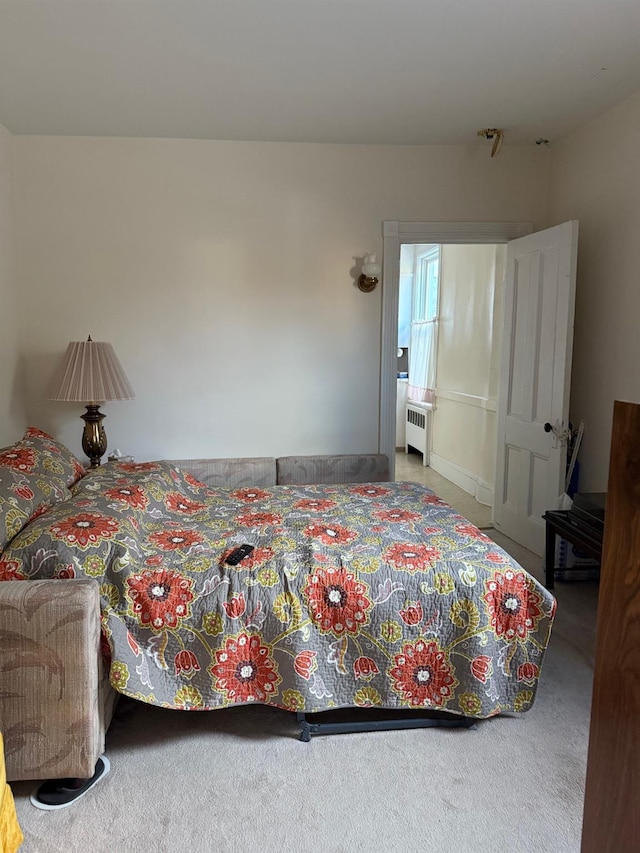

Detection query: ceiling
xmin=1 ymin=0 xmax=639 ymax=146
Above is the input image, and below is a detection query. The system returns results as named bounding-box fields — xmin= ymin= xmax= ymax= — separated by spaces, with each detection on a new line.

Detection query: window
xmin=413 ymin=247 xmax=440 ymax=321
xmin=407 ymin=246 xmax=440 ymax=405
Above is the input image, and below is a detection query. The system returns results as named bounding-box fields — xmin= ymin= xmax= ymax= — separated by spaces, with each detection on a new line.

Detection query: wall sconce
xmin=358 ymin=253 xmax=381 ymax=292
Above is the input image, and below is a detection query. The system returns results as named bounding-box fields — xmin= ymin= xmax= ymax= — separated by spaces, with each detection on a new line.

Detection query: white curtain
xmin=408 ymin=319 xmax=437 ymax=404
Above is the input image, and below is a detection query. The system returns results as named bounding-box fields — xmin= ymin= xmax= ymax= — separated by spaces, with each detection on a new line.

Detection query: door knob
xmin=544 ymin=420 xmax=571 ymax=447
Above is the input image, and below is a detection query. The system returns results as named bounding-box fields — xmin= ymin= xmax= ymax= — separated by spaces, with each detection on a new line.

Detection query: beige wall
xmin=4 ymin=91 xmax=638 ymax=486
xmin=0 ymin=124 xmax=24 ymax=444
xmin=549 ymin=91 xmax=640 ymax=491
xmin=431 ymin=244 xmax=505 ymax=500
xmin=12 ymin=136 xmax=550 ymax=463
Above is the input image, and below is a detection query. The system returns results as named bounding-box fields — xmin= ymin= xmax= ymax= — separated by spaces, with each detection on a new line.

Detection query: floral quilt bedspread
xmin=0 ymin=462 xmax=556 ymax=718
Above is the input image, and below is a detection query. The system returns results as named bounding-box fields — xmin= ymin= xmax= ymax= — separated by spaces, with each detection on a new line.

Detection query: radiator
xmin=405 ymin=403 xmax=432 ymax=466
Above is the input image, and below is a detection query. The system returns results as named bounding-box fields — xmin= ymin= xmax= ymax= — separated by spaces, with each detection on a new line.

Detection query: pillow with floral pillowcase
xmin=0 ymin=429 xmax=85 ymax=559
xmin=19 ymin=427 xmax=86 ymax=487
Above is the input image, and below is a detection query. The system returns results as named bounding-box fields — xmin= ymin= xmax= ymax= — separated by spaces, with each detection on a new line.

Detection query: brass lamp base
xmin=357 ymin=274 xmax=378 ymax=293
xmin=81 ymin=405 xmax=108 ymax=468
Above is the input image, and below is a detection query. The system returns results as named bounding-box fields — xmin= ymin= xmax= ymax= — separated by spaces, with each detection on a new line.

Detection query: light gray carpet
xmin=11 ymin=535 xmax=597 ymax=853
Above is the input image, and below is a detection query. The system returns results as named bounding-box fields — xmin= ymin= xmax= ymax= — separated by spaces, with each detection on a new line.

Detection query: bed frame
xmin=296 ymin=710 xmax=475 ymax=741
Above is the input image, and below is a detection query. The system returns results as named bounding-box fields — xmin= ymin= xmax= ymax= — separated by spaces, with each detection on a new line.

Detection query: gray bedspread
xmin=0 ymin=461 xmax=556 ymax=717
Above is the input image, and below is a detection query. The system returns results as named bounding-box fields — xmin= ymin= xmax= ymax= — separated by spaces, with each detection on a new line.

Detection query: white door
xmin=493 ymin=221 xmax=579 ymax=555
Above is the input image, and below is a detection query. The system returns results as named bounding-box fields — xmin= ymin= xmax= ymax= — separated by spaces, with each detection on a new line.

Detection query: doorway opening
xmin=394 ymin=242 xmax=505 ymax=528
xmin=380 ymin=222 xmax=532 ymax=527
xmin=381 ymin=219 xmax=578 ymax=556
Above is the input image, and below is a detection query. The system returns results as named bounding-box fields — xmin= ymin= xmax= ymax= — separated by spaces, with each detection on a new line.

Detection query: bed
xmin=0 ymin=432 xmax=556 ymax=738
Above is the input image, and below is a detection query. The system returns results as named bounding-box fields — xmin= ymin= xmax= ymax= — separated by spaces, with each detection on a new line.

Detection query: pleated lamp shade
xmin=49 ymin=339 xmax=134 ymax=403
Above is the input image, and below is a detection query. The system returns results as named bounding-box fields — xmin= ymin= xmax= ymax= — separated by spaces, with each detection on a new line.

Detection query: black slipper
xmin=30 ymin=756 xmax=111 ymax=810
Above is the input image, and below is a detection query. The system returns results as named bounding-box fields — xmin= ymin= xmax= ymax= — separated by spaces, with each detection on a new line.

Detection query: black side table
xmin=542 ymin=510 xmax=603 ymax=590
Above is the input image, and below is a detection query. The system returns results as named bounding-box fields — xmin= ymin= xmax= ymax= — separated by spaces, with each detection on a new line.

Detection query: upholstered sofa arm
xmin=0 ymin=579 xmax=114 ymax=782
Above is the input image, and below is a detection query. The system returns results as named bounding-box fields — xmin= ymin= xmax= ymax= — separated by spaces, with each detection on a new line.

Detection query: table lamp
xmin=49 ymin=336 xmax=135 ymax=467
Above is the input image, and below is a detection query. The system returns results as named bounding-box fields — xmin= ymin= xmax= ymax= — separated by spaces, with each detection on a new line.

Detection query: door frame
xmin=380 ymin=220 xmax=533 ymax=479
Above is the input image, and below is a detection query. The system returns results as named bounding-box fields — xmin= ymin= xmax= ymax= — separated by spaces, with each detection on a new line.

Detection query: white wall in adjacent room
xmin=12 ymin=136 xmax=549 ymax=464
xmin=0 ymin=123 xmax=24 ymax=445
xmin=549 ymin=90 xmax=640 ymax=491
xmin=431 ymin=244 xmax=505 ymax=502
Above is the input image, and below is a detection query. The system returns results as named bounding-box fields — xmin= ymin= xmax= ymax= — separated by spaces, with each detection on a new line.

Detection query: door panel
xmin=494 ymin=221 xmax=579 ymax=555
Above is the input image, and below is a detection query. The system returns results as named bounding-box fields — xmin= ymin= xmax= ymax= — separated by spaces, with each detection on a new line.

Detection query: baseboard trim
xmin=429 ymin=452 xmax=494 ymax=507
xmin=475 ymin=479 xmax=494 ymax=507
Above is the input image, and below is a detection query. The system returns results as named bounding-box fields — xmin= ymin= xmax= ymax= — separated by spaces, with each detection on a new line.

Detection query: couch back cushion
xmin=276 ymin=454 xmax=390 ymax=485
xmin=168 ymin=457 xmax=277 ymax=488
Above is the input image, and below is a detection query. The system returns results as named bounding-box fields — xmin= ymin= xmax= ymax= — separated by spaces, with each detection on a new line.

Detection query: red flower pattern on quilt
xmin=294 ymin=499 xmax=337 ymax=511
xmin=23 ymin=427 xmax=51 ymax=440
xmin=11 ymin=484 xmax=35 ymax=501
xmin=50 ymin=512 xmax=120 ymax=548
xmin=105 ymin=485 xmax=149 ymax=510
xmin=486 ymin=552 xmax=506 ymax=563
xmin=389 ymin=639 xmax=457 ymax=707
xmin=399 ymin=600 xmax=423 ymax=626
xmin=127 ymin=632 xmax=140 ymax=655
xmin=164 ymin=493 xmax=207 ymax=514
xmin=303 ymin=566 xmax=372 ymax=637
xmin=117 ymin=462 xmax=160 ymax=473
xmin=210 ymin=632 xmax=281 ymax=703
xmin=303 ymin=522 xmax=357 ymax=546
xmin=231 ymin=488 xmax=271 ymax=503
xmin=455 ymin=523 xmax=491 ymax=541
xmin=0 ymin=559 xmax=26 ymax=581
xmin=183 ymin=472 xmax=206 ymax=490
xmin=373 ymin=508 xmax=422 ymax=523
xmin=0 ymin=447 xmax=36 ymax=472
xmin=72 ymin=459 xmax=86 ymax=481
xmin=149 ymin=528 xmax=204 ymax=551
xmin=384 ymin=542 xmax=441 ymax=573
xmin=483 ymin=569 xmax=543 ymax=642
xmin=349 ymin=485 xmax=391 ymax=498
xmin=517 ymin=662 xmax=540 ymax=684
xmin=293 ymin=650 xmax=318 ymax=680
xmin=223 ymin=592 xmax=246 ymax=619
xmin=126 ymin=568 xmax=195 ymax=629
xmin=470 ymin=655 xmax=493 ymax=683
xmin=353 ymin=656 xmax=380 ymax=680
xmin=174 ymin=649 xmax=201 ymax=677
xmin=422 ymin=493 xmax=446 ymax=505
xmin=54 ymin=565 xmax=75 ymax=579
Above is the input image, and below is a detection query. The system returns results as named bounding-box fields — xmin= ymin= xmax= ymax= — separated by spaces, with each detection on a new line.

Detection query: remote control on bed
xmin=224 ymin=544 xmax=255 ymax=565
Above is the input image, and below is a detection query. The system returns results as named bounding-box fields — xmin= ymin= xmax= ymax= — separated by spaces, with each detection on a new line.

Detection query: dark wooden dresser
xmin=581 ymin=400 xmax=640 ymax=852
